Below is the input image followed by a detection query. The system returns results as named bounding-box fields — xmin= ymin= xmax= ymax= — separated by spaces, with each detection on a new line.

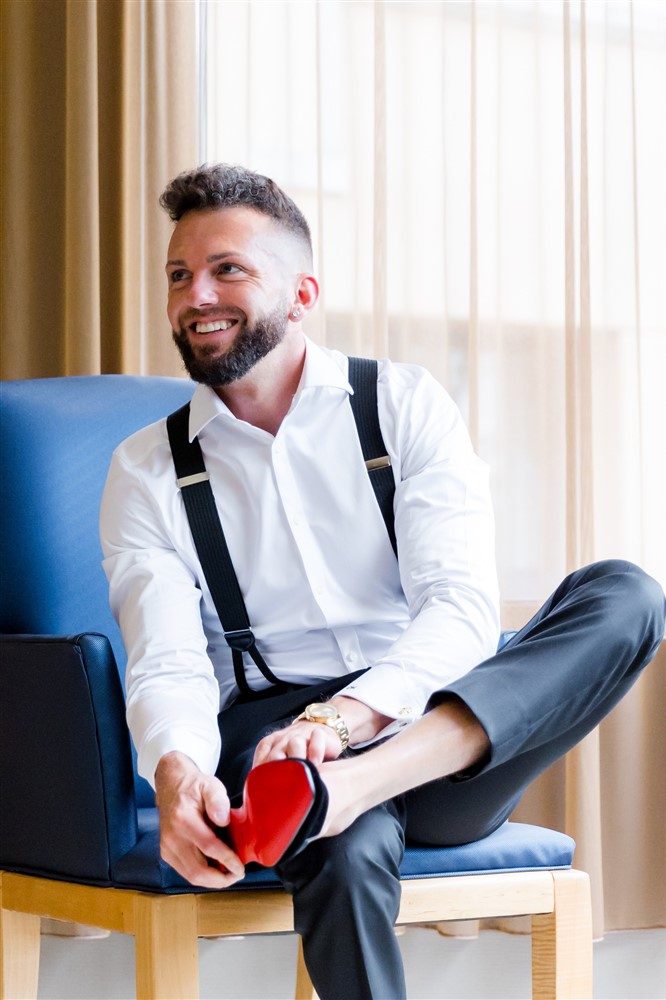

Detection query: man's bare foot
xmin=312 ymin=698 xmax=490 ymax=841
xmin=316 ymin=758 xmax=370 ymax=838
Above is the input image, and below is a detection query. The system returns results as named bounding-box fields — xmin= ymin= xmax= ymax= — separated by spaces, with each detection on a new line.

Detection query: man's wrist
xmin=328 ymin=696 xmax=394 ymax=746
xmin=292 ymin=703 xmax=350 ymax=751
xmin=155 ymin=750 xmax=200 ymax=786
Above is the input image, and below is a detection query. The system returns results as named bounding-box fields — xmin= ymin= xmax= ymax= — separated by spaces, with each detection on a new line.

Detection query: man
xmin=101 ymin=163 xmax=665 ymax=1000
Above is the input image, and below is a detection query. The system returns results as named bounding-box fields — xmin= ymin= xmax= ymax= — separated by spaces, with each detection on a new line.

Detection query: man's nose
xmin=188 ymin=272 xmax=219 ymax=309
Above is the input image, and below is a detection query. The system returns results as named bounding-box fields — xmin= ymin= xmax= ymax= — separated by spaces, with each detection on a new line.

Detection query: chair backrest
xmin=0 ymin=376 xmax=195 ymax=801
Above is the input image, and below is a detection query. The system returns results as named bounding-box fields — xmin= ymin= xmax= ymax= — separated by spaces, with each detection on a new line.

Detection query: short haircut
xmin=160 ymin=163 xmax=312 ymax=264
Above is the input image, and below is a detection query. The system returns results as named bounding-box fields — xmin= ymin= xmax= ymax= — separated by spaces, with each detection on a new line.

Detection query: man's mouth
xmin=191 ymin=319 xmax=238 ymax=334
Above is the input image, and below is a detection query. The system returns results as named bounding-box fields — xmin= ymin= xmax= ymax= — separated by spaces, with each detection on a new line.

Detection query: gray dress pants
xmin=217 ymin=559 xmax=665 ymax=1000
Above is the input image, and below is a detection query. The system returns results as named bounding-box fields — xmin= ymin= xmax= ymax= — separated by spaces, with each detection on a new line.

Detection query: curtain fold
xmin=372 ymin=0 xmax=388 ymax=360
xmin=1 ymin=0 xmax=198 ymax=380
xmin=561 ymin=0 xmax=605 ymax=936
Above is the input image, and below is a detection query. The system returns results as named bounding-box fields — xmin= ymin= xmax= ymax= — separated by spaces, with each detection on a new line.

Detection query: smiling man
xmin=100 ymin=163 xmax=665 ymax=1000
xmin=166 ymin=201 xmax=311 ymax=392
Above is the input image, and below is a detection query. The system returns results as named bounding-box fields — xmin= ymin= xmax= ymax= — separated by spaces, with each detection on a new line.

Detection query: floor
xmin=36 ymin=925 xmax=665 ymax=999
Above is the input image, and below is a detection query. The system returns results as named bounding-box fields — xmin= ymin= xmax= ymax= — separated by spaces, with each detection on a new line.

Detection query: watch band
xmin=293 ymin=704 xmax=350 ymax=752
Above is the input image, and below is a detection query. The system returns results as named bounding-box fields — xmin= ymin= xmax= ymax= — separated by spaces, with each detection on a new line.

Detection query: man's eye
xmin=169 ymin=270 xmax=189 ymax=283
xmin=218 ymin=263 xmax=241 ymax=275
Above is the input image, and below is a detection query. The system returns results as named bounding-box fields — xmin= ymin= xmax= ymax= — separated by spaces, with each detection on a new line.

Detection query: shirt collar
xmin=297 ymin=336 xmax=351 ymax=394
xmin=186 ymin=337 xmax=352 ymax=441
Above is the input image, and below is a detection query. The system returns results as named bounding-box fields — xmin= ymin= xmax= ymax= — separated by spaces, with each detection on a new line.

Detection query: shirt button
xmin=345 ymin=652 xmax=357 ymax=664
xmin=398 ymin=707 xmax=413 ymax=717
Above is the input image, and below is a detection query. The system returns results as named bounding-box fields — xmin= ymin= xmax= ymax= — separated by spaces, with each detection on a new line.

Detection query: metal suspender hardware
xmin=175 ymin=472 xmax=210 ymax=488
xmin=166 ymin=356 xmax=397 ymax=697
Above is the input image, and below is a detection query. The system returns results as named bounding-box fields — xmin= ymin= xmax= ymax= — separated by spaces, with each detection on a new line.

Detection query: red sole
xmin=226 ymin=760 xmax=316 ymax=867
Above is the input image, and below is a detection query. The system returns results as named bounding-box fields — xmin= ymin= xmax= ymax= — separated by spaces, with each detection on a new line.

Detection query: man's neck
xmin=213 ymin=331 xmax=307 ymax=437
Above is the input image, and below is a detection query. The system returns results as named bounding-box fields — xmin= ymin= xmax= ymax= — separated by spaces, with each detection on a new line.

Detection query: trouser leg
xmin=277 ymin=798 xmax=407 ymax=1000
xmin=406 ymin=559 xmax=665 ymax=845
xmin=215 ymin=560 xmax=664 ymax=993
xmin=216 ymin=672 xmax=409 ymax=999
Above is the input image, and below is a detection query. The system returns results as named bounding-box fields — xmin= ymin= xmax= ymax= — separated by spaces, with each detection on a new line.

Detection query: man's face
xmin=165 ymin=206 xmax=301 ymax=386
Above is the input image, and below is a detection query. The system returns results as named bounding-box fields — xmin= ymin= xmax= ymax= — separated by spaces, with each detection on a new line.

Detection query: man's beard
xmin=172 ymin=303 xmax=290 ymax=387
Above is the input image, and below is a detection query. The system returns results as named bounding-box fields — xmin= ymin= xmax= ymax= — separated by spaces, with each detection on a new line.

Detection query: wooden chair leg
xmin=532 ymin=869 xmax=592 ymax=1000
xmin=0 ymin=893 xmax=41 ymax=1000
xmin=295 ymin=936 xmax=318 ymax=1000
xmin=134 ymin=894 xmax=199 ymax=1000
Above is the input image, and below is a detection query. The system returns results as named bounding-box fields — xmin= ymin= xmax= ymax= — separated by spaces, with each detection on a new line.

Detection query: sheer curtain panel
xmin=204 ymin=0 xmax=665 ymax=936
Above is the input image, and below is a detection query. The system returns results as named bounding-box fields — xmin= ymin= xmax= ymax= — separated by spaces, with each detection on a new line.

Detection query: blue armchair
xmin=0 ymin=376 xmax=592 ymax=999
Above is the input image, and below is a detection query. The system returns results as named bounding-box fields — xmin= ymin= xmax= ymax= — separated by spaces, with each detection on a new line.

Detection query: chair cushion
xmin=399 ymin=821 xmax=575 ymax=879
xmin=109 ymin=815 xmax=574 ymax=893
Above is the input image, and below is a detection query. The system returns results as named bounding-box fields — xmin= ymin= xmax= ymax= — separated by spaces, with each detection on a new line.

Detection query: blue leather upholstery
xmin=0 ymin=376 xmax=575 ymax=895
xmin=0 ymin=633 xmax=136 ymax=882
xmin=0 ymin=376 xmax=194 ymax=674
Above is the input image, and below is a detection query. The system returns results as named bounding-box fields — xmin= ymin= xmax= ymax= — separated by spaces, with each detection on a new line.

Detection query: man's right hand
xmin=154 ymin=751 xmax=245 ymax=888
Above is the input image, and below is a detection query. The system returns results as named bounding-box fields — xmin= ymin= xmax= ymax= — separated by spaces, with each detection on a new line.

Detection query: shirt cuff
xmin=348 ymin=717 xmax=415 ymax=749
xmin=334 ymin=669 xmax=421 ymax=749
xmin=138 ymin=728 xmax=221 ymax=789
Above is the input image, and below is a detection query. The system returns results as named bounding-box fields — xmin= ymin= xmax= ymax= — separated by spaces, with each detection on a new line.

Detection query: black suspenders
xmin=347 ymin=357 xmax=397 ymax=555
xmin=166 ymin=356 xmax=396 ymax=698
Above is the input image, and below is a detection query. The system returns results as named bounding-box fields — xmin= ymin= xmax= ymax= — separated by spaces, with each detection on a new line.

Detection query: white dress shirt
xmin=100 ymin=339 xmax=500 ymax=786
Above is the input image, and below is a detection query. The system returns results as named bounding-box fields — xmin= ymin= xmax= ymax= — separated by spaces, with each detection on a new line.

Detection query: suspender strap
xmin=347 ymin=357 xmax=398 ymax=556
xmin=166 ymin=405 xmax=288 ymax=697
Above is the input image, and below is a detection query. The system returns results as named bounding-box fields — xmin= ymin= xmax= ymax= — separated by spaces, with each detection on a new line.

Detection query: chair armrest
xmin=0 ymin=633 xmax=138 ymax=884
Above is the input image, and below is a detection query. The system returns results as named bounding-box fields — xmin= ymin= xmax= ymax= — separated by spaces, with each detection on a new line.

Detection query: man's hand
xmin=154 ymin=751 xmax=245 ymax=889
xmin=252 ymin=696 xmax=393 ymax=767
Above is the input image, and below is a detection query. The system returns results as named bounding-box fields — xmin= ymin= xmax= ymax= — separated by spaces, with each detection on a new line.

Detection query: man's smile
xmin=184 ymin=315 xmax=243 ymax=343
xmin=194 ymin=319 xmax=236 ymax=334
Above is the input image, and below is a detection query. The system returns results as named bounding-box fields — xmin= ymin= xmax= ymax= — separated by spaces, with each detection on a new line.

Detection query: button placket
xmin=331 ymin=627 xmax=366 ymax=674
xmin=271 ymin=437 xmax=334 ymax=619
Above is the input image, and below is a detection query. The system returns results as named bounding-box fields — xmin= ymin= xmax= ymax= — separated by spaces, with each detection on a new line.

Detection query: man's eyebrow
xmin=165 ymin=253 xmax=242 ymax=267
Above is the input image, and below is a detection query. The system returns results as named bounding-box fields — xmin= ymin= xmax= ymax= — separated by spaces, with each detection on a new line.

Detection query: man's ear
xmin=291 ymin=274 xmax=319 ymax=319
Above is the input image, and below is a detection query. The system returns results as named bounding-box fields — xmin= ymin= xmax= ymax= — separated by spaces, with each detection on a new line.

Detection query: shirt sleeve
xmin=337 ymin=362 xmax=501 ymax=738
xmin=100 ymin=438 xmax=222 ymax=787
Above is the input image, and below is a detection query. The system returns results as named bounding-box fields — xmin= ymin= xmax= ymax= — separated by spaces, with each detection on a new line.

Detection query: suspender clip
xmin=365 ymin=455 xmax=391 ymax=472
xmin=176 ymin=472 xmax=210 ymax=489
xmin=224 ymin=628 xmax=257 ymax=652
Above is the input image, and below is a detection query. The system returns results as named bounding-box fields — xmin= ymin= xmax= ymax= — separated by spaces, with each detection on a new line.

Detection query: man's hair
xmin=160 ymin=163 xmax=312 ymax=263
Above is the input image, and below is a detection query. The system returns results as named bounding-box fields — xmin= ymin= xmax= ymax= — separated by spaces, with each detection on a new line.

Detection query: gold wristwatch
xmin=293 ymin=702 xmax=350 ymax=752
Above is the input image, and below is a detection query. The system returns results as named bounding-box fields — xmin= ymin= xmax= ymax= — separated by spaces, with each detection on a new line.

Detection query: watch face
xmin=307 ymin=703 xmax=338 ymax=720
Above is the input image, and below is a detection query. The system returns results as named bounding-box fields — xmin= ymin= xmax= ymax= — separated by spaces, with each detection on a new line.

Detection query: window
xmin=202 ymin=0 xmax=665 ymax=602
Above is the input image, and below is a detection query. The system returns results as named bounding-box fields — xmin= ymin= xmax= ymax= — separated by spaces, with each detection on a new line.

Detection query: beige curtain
xmin=204 ymin=0 xmax=665 ymax=936
xmin=1 ymin=0 xmax=199 ymax=938
xmin=1 ymin=0 xmax=198 ymax=379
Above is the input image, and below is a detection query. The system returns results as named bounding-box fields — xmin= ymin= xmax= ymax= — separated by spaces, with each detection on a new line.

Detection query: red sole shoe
xmin=225 ymin=759 xmax=325 ymax=867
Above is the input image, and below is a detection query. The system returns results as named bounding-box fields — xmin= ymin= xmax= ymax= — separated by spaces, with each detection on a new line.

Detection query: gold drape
xmin=1 ymin=0 xmax=198 ymax=379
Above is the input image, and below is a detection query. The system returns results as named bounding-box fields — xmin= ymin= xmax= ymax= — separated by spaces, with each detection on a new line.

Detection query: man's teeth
xmin=195 ymin=320 xmax=235 ymax=333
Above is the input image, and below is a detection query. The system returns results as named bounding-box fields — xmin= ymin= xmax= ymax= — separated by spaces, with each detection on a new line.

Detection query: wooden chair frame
xmin=1 ymin=866 xmax=591 ymax=1000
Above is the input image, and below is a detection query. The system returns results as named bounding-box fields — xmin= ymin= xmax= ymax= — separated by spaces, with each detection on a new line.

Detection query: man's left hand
xmin=252 ymin=717 xmax=342 ymax=767
xmin=252 ymin=696 xmax=393 ymax=767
